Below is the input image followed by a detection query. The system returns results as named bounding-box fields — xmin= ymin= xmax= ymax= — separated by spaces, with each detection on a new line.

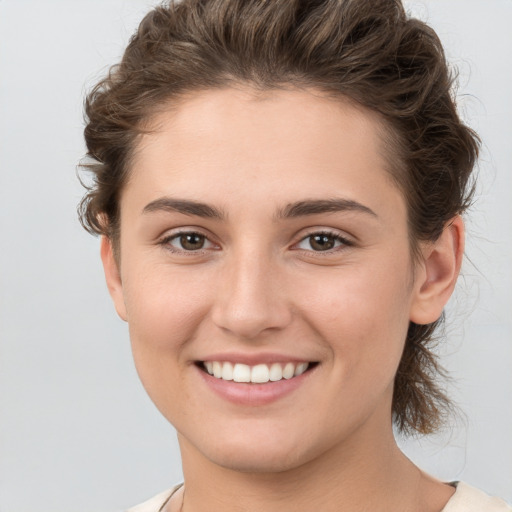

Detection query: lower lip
xmin=197 ymin=365 xmax=315 ymax=406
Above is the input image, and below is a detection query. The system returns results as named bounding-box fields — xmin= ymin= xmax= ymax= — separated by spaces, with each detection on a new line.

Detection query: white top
xmin=126 ymin=482 xmax=512 ymax=512
xmin=441 ymin=482 xmax=511 ymax=512
xmin=127 ymin=487 xmax=180 ymax=512
xmin=126 ymin=482 xmax=511 ymax=512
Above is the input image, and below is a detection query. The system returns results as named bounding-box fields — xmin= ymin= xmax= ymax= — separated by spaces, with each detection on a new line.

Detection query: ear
xmin=409 ymin=215 xmax=465 ymax=325
xmin=100 ymin=236 xmax=128 ymax=322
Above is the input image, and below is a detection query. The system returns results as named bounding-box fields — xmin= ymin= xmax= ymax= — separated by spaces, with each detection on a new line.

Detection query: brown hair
xmin=79 ymin=0 xmax=479 ymax=435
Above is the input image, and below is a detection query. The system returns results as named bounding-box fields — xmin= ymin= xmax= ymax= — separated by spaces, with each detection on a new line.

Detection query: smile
xmin=200 ymin=361 xmax=314 ymax=384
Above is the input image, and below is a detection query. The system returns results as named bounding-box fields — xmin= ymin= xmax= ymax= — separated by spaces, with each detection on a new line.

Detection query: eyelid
xmin=158 ymin=227 xmax=220 ymax=253
xmin=156 ymin=226 xmax=354 ymax=254
xmin=292 ymin=228 xmax=354 ymax=252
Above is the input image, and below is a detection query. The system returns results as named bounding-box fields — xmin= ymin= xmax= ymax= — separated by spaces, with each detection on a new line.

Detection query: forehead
xmin=141 ymin=86 xmax=387 ymax=160
xmin=125 ymin=86 xmax=403 ymax=220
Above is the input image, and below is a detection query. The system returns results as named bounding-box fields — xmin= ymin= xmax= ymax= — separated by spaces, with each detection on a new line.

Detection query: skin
xmin=101 ymin=87 xmax=464 ymax=512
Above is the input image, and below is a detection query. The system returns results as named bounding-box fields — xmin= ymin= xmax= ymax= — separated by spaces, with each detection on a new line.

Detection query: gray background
xmin=0 ymin=1 xmax=510 ymax=510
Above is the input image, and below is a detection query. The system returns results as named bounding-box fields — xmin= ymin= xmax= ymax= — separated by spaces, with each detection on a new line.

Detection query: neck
xmin=174 ymin=419 xmax=433 ymax=512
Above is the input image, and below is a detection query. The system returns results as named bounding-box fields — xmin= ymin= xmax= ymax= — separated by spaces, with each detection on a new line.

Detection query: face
xmin=103 ymin=87 xmax=447 ymax=474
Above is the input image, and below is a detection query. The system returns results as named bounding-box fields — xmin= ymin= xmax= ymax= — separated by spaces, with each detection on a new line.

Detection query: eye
xmin=163 ymin=231 xmax=215 ymax=252
xmin=295 ymin=232 xmax=352 ymax=252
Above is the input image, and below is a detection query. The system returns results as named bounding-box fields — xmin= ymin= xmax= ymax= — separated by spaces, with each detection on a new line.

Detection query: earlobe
xmin=100 ymin=236 xmax=128 ymax=322
xmin=409 ymin=216 xmax=465 ymax=325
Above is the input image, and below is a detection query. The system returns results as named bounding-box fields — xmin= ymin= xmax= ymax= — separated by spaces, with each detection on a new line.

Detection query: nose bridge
xmin=211 ymin=244 xmax=291 ymax=339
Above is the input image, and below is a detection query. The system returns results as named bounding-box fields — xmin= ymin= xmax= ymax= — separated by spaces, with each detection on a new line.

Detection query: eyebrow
xmin=141 ymin=197 xmax=377 ymax=221
xmin=142 ymin=198 xmax=226 ymax=219
xmin=276 ymin=198 xmax=377 ymax=219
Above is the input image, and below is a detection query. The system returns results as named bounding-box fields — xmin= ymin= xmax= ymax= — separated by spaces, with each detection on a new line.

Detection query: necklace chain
xmin=178 ymin=486 xmax=185 ymax=512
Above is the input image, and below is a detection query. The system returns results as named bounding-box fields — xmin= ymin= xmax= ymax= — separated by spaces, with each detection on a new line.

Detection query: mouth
xmin=196 ymin=361 xmax=318 ymax=384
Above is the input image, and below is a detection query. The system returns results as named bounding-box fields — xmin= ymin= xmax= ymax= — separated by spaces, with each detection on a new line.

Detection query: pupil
xmin=311 ymin=234 xmax=334 ymax=251
xmin=181 ymin=233 xmax=204 ymax=250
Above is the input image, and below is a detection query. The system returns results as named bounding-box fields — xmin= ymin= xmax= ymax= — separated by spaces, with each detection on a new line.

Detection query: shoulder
xmin=442 ymin=482 xmax=512 ymax=512
xmin=126 ymin=484 xmax=182 ymax=512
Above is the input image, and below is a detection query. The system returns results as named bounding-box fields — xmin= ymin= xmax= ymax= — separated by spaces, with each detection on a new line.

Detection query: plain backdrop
xmin=0 ymin=1 xmax=511 ymax=510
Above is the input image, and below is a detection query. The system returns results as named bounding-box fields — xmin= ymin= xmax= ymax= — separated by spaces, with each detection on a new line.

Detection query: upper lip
xmin=197 ymin=352 xmax=316 ymax=365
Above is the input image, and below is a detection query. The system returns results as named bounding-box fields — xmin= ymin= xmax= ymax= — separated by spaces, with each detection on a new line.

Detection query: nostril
xmin=211 ymin=303 xmax=293 ymax=340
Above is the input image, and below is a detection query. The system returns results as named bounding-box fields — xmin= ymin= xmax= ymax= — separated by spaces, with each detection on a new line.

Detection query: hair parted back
xmin=79 ymin=0 xmax=480 ymax=435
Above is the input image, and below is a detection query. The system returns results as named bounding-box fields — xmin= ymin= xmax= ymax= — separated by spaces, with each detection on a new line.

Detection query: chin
xmin=187 ymin=425 xmax=326 ymax=474
xmin=207 ymin=444 xmax=309 ymax=474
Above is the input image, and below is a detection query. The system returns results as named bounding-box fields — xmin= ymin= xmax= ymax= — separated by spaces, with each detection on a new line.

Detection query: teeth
xmin=269 ymin=363 xmax=283 ymax=381
xmin=251 ymin=364 xmax=270 ymax=383
xmin=221 ymin=362 xmax=234 ymax=381
xmin=213 ymin=361 xmax=222 ymax=379
xmin=294 ymin=363 xmax=308 ymax=376
xmin=282 ymin=362 xmax=295 ymax=379
xmin=203 ymin=361 xmax=311 ymax=383
xmin=233 ymin=363 xmax=251 ymax=382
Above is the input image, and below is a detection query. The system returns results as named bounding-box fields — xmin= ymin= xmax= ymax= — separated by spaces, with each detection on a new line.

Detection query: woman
xmin=78 ymin=0 xmax=510 ymax=511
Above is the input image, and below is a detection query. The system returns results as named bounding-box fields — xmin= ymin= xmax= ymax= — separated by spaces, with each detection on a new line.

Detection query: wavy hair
xmin=79 ymin=0 xmax=480 ymax=434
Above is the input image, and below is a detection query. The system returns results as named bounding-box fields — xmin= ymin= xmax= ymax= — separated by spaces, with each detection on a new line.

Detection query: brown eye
xmin=309 ymin=234 xmax=336 ymax=251
xmin=296 ymin=232 xmax=351 ymax=252
xmin=164 ymin=231 xmax=215 ymax=252
xmin=179 ymin=233 xmax=206 ymax=250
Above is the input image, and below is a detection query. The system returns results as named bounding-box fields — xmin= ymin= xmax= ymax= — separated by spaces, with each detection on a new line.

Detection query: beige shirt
xmin=126 ymin=482 xmax=511 ymax=512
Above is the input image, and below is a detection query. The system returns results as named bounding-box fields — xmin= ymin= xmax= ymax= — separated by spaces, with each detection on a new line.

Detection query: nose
xmin=210 ymin=250 xmax=292 ymax=340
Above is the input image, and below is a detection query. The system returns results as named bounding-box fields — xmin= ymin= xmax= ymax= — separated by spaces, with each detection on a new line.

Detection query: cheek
xmin=123 ymin=262 xmax=212 ymax=345
xmin=294 ymin=261 xmax=412 ymax=376
xmin=121 ymin=263 xmax=216 ymax=421
xmin=120 ymin=262 xmax=214 ymax=397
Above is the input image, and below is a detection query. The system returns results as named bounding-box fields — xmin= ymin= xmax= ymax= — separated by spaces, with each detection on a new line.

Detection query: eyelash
xmin=159 ymin=231 xmax=217 ymax=254
xmin=294 ymin=230 xmax=354 ymax=254
xmin=159 ymin=228 xmax=354 ymax=256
